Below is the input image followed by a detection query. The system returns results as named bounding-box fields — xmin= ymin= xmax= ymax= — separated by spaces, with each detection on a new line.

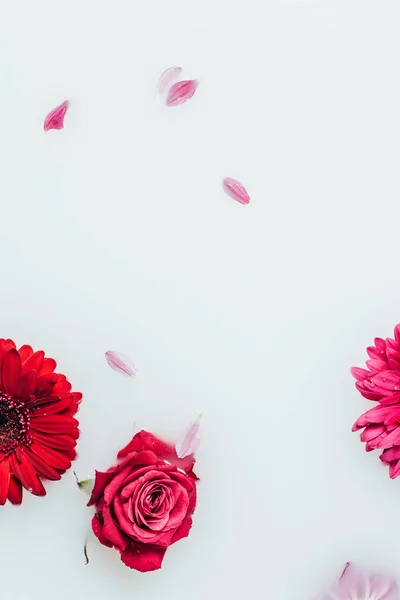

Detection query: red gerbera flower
xmin=0 ymin=339 xmax=81 ymax=504
xmin=352 ymin=324 xmax=400 ymax=478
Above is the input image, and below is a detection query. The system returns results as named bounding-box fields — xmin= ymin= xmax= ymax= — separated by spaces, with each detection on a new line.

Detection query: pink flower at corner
xmin=88 ymin=430 xmax=198 ymax=572
xmin=322 ymin=563 xmax=398 ymax=600
xmin=44 ymin=100 xmax=69 ymax=131
xmin=351 ymin=323 xmax=400 ymax=478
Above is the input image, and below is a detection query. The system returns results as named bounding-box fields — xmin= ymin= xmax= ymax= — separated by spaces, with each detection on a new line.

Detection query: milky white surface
xmin=0 ymin=1 xmax=399 ymax=598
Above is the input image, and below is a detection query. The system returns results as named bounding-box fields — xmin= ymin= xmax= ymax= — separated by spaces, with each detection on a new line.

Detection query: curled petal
xmin=157 ymin=66 xmax=182 ymax=100
xmin=44 ymin=101 xmax=69 ymax=131
xmin=166 ymin=80 xmax=198 ymax=106
xmin=223 ymin=178 xmax=250 ymax=205
xmin=105 ymin=351 xmax=137 ymax=378
xmin=175 ymin=414 xmax=203 ymax=459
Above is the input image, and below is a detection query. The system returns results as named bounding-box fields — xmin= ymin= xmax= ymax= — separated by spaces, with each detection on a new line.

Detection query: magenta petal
xmin=166 ymin=80 xmax=198 ymax=106
xmin=157 ymin=66 xmax=182 ymax=100
xmin=175 ymin=414 xmax=203 ymax=459
xmin=44 ymin=101 xmax=69 ymax=131
xmin=223 ymin=178 xmax=250 ymax=205
xmin=105 ymin=351 xmax=137 ymax=378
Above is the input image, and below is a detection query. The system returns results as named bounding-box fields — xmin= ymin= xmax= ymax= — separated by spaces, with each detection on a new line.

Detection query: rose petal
xmin=44 ymin=101 xmax=69 ymax=132
xmin=166 ymin=80 xmax=198 ymax=107
xmin=223 ymin=177 xmax=250 ymax=205
xmin=105 ymin=351 xmax=137 ymax=378
xmin=120 ymin=542 xmax=166 ymax=572
xmin=175 ymin=413 xmax=203 ymax=459
xmin=157 ymin=66 xmax=182 ymax=100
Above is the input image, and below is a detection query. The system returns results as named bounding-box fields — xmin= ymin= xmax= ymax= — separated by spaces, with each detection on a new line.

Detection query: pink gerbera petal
xmin=223 ymin=178 xmax=250 ymax=205
xmin=44 ymin=101 xmax=69 ymax=132
xmin=157 ymin=66 xmax=182 ymax=101
xmin=166 ymin=80 xmax=198 ymax=107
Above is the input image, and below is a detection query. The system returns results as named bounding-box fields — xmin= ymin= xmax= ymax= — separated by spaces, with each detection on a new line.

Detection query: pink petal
xmin=175 ymin=414 xmax=203 ymax=459
xmin=223 ymin=178 xmax=250 ymax=205
xmin=44 ymin=101 xmax=69 ymax=132
xmin=105 ymin=351 xmax=137 ymax=378
xmin=166 ymin=80 xmax=198 ymax=107
xmin=325 ymin=563 xmax=398 ymax=600
xmin=157 ymin=66 xmax=182 ymax=100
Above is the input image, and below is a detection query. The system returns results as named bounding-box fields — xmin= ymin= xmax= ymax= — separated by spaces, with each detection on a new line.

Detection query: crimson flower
xmin=0 ymin=339 xmax=81 ymax=504
xmin=352 ymin=324 xmax=400 ymax=478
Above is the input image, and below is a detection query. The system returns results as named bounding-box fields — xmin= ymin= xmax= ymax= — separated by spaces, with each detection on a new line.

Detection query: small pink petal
xmin=223 ymin=178 xmax=250 ymax=205
xmin=105 ymin=351 xmax=137 ymax=378
xmin=157 ymin=66 xmax=182 ymax=100
xmin=175 ymin=413 xmax=203 ymax=459
xmin=166 ymin=80 xmax=198 ymax=107
xmin=44 ymin=100 xmax=69 ymax=132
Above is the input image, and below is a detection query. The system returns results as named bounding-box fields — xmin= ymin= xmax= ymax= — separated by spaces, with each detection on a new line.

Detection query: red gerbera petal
xmin=24 ymin=448 xmax=62 ymax=480
xmin=29 ymin=415 xmax=79 ymax=434
xmin=33 ymin=431 xmax=77 ymax=450
xmin=10 ymin=453 xmax=45 ymax=496
xmin=8 ymin=475 xmax=22 ymax=504
xmin=2 ymin=350 xmax=22 ymax=397
xmin=29 ymin=440 xmax=71 ymax=471
xmin=38 ymin=358 xmax=57 ymax=376
xmin=22 ymin=350 xmax=44 ymax=373
xmin=0 ymin=459 xmax=10 ymax=505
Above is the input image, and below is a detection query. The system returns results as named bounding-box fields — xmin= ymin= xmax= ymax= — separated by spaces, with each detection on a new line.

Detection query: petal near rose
xmin=102 ymin=503 xmax=128 ymax=551
xmin=91 ymin=514 xmax=113 ymax=548
xmin=117 ymin=430 xmax=196 ymax=473
xmin=103 ymin=465 xmax=133 ymax=504
xmin=120 ymin=542 xmax=167 ymax=572
xmin=87 ymin=469 xmax=117 ymax=507
xmin=171 ymin=516 xmax=193 ymax=544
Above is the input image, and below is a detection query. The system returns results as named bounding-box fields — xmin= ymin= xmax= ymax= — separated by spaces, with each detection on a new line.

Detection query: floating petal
xmin=166 ymin=80 xmax=198 ymax=106
xmin=105 ymin=351 xmax=137 ymax=378
xmin=175 ymin=414 xmax=203 ymax=459
xmin=223 ymin=178 xmax=250 ymax=205
xmin=157 ymin=66 xmax=182 ymax=100
xmin=44 ymin=100 xmax=69 ymax=131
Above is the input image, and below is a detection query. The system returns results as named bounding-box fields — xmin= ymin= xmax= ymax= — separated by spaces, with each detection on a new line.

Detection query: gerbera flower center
xmin=0 ymin=393 xmax=30 ymax=455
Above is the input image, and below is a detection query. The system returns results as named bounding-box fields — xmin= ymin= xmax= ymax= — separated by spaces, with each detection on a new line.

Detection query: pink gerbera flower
xmin=352 ymin=324 xmax=400 ymax=478
xmin=322 ymin=563 xmax=398 ymax=600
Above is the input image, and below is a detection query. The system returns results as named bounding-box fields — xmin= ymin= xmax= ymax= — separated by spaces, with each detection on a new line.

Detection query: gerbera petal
xmin=17 ymin=370 xmax=37 ymax=401
xmin=8 ymin=475 xmax=22 ymax=505
xmin=38 ymin=358 xmax=57 ymax=376
xmin=24 ymin=448 xmax=62 ymax=480
xmin=23 ymin=351 xmax=44 ymax=373
xmin=29 ymin=415 xmax=79 ymax=434
xmin=10 ymin=453 xmax=46 ymax=496
xmin=18 ymin=345 xmax=33 ymax=364
xmin=33 ymin=398 xmax=74 ymax=417
xmin=2 ymin=349 xmax=22 ymax=397
xmin=29 ymin=440 xmax=71 ymax=470
xmin=0 ymin=458 xmax=10 ymax=505
xmin=32 ymin=431 xmax=77 ymax=450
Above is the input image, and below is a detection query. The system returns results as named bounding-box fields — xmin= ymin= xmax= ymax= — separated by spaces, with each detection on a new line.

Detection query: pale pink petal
xmin=44 ymin=100 xmax=69 ymax=132
xmin=323 ymin=563 xmax=398 ymax=600
xmin=175 ymin=413 xmax=203 ymax=459
xmin=105 ymin=351 xmax=137 ymax=378
xmin=223 ymin=177 xmax=250 ymax=205
xmin=166 ymin=80 xmax=198 ymax=107
xmin=157 ymin=66 xmax=182 ymax=100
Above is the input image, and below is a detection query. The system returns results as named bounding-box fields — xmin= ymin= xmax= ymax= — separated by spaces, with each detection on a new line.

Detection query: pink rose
xmin=88 ymin=430 xmax=198 ymax=572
